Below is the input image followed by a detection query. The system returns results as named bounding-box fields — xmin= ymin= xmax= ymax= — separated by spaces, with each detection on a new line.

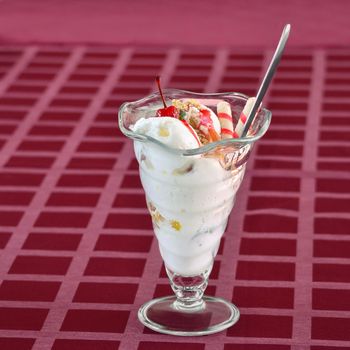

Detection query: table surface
xmin=1 ymin=0 xmax=350 ymax=48
xmin=0 ymin=45 xmax=349 ymax=350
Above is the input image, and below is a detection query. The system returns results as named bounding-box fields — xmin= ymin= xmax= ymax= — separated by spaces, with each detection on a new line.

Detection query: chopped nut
xmin=147 ymin=201 xmax=156 ymax=212
xmin=158 ymin=126 xmax=170 ymax=137
xmin=199 ymin=133 xmax=209 ymax=144
xmin=172 ymin=162 xmax=194 ymax=175
xmin=140 ymin=154 xmax=154 ymax=169
xmin=172 ymin=98 xmax=201 ymax=111
xmin=170 ymin=220 xmax=182 ymax=231
xmin=152 ymin=211 xmax=165 ymax=224
xmin=186 ymin=99 xmax=201 ymax=109
xmin=148 ymin=202 xmax=165 ymax=225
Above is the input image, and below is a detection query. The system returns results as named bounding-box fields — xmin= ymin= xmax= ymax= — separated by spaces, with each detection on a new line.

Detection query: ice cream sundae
xmin=118 ymin=77 xmax=271 ymax=336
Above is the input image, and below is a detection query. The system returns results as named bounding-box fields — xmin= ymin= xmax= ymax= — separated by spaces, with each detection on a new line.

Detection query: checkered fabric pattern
xmin=0 ymin=46 xmax=349 ymax=350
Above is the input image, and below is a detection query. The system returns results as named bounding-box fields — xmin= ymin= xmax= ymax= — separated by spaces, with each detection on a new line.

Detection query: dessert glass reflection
xmin=118 ymin=89 xmax=271 ymax=336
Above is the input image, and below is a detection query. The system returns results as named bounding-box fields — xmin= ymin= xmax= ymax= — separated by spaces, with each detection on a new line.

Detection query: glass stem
xmin=166 ymin=267 xmax=210 ymax=310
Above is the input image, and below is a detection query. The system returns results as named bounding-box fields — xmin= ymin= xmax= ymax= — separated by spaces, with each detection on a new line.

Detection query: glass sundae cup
xmin=118 ymin=89 xmax=271 ymax=336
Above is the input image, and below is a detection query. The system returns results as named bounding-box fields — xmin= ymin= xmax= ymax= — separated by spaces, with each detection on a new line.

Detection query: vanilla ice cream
xmin=132 ymin=100 xmax=247 ymax=276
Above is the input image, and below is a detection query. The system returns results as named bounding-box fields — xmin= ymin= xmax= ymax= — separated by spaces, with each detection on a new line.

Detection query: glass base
xmin=138 ymin=295 xmax=240 ymax=336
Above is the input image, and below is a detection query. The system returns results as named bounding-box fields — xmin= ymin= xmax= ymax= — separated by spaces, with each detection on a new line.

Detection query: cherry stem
xmin=156 ymin=76 xmax=167 ymax=108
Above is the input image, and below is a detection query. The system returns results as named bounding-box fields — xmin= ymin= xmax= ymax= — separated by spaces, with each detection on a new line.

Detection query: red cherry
xmin=155 ymin=76 xmax=179 ymax=118
xmin=157 ymin=105 xmax=179 ymax=118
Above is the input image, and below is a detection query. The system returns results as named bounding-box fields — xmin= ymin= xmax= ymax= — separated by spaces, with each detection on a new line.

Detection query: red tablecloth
xmin=0 ymin=46 xmax=349 ymax=350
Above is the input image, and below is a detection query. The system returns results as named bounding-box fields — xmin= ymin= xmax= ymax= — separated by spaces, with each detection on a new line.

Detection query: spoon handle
xmin=241 ymin=24 xmax=291 ymax=137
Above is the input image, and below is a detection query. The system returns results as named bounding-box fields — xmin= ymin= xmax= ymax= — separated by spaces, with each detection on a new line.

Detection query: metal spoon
xmin=241 ymin=24 xmax=291 ymax=137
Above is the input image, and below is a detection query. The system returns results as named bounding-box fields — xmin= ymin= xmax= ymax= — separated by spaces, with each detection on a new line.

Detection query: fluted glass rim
xmin=118 ymin=88 xmax=272 ymax=156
